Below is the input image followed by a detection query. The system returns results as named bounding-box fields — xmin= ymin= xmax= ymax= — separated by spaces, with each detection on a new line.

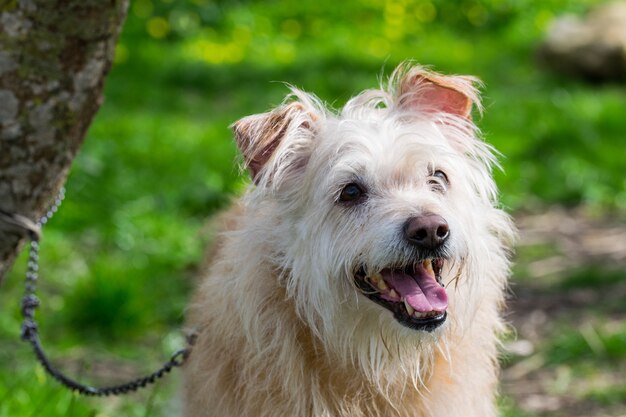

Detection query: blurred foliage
xmin=111 ymin=0 xmax=625 ymax=212
xmin=1 ymin=0 xmax=625 ymax=416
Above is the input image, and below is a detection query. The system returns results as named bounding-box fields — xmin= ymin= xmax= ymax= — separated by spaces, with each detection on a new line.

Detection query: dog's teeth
xmin=389 ymin=289 xmax=399 ymax=299
xmin=413 ymin=311 xmax=440 ymax=319
xmin=404 ymin=300 xmax=414 ymax=315
xmin=377 ymin=279 xmax=388 ymax=291
xmin=414 ymin=311 xmax=443 ymax=319
xmin=423 ymin=259 xmax=434 ymax=274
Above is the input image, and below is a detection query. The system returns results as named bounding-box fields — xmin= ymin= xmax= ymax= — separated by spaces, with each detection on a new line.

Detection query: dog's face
xmin=307 ymin=116 xmax=464 ymax=333
xmin=233 ymin=65 xmax=502 ymax=344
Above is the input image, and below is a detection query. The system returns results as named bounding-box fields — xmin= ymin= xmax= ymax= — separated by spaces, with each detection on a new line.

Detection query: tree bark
xmin=0 ymin=0 xmax=129 ymax=284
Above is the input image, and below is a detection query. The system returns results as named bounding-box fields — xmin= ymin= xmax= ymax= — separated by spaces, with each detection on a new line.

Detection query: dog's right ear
xmin=232 ymin=101 xmax=316 ymax=183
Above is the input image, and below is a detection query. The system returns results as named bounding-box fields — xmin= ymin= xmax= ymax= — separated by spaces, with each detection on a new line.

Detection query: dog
xmin=182 ymin=63 xmax=515 ymax=417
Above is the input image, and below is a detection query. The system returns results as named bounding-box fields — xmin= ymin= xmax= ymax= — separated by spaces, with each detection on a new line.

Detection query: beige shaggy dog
xmin=182 ymin=63 xmax=515 ymax=417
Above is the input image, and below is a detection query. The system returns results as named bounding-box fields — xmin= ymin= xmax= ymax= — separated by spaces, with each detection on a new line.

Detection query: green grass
xmin=586 ymin=385 xmax=626 ymax=407
xmin=499 ymin=396 xmax=540 ymax=417
xmin=558 ymin=267 xmax=626 ymax=291
xmin=1 ymin=0 xmax=625 ymax=415
xmin=545 ymin=323 xmax=626 ymax=365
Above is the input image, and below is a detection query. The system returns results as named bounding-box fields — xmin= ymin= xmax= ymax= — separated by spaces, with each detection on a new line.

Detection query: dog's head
xmin=232 ymin=64 xmax=512 ymax=366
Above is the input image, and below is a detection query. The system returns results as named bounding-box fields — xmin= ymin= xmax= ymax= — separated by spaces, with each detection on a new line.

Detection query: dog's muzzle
xmin=353 ymin=213 xmax=451 ymax=331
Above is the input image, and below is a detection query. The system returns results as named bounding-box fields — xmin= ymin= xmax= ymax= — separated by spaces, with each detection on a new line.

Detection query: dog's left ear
xmin=232 ymin=101 xmax=316 ymax=183
xmin=396 ymin=67 xmax=480 ymax=119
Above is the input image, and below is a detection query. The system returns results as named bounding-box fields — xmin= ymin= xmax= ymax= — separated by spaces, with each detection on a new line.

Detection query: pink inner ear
xmin=399 ymin=73 xmax=474 ymax=118
xmin=233 ymin=101 xmax=313 ymax=183
xmin=420 ymin=82 xmax=473 ymax=117
xmin=233 ymin=111 xmax=290 ymax=181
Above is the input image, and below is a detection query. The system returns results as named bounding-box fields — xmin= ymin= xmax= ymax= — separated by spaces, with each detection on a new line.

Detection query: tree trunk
xmin=0 ymin=0 xmax=129 ymax=284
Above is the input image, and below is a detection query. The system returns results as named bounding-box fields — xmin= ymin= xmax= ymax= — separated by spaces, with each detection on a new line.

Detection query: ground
xmin=501 ymin=208 xmax=626 ymax=417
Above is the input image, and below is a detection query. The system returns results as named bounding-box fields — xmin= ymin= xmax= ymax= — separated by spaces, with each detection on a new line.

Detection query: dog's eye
xmin=339 ymin=183 xmax=366 ymax=203
xmin=433 ymin=170 xmax=449 ymax=184
xmin=428 ymin=170 xmax=449 ymax=193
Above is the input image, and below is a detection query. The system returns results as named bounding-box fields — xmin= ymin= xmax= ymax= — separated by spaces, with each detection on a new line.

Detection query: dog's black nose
xmin=404 ymin=214 xmax=449 ymax=249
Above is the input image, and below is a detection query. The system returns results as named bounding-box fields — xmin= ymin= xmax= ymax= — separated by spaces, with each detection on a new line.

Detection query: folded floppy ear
xmin=396 ymin=67 xmax=480 ymax=118
xmin=232 ymin=101 xmax=314 ymax=182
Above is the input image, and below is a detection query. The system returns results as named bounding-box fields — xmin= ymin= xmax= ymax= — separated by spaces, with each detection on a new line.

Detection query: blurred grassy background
xmin=1 ymin=0 xmax=625 ymax=416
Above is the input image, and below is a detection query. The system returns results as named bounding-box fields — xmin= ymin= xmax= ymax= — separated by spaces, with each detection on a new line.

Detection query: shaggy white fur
xmin=182 ymin=63 xmax=516 ymax=417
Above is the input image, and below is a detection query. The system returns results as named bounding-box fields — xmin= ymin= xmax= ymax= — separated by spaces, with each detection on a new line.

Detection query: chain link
xmin=19 ymin=187 xmax=196 ymax=396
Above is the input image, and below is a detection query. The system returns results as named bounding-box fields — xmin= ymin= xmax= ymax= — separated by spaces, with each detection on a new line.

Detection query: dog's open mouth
xmin=354 ymin=259 xmax=448 ymax=332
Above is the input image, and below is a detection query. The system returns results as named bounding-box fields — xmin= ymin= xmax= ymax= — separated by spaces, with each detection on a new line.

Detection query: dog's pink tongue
xmin=382 ymin=267 xmax=448 ymax=312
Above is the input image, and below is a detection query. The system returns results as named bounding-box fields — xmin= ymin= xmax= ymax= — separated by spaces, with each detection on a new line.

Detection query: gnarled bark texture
xmin=0 ymin=0 xmax=129 ymax=284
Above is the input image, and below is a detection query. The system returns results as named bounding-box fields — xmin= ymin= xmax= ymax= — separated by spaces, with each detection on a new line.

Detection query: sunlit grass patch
xmin=498 ymin=395 xmax=540 ymax=417
xmin=557 ymin=267 xmax=625 ymax=291
xmin=545 ymin=321 xmax=626 ymax=365
xmin=586 ymin=384 xmax=626 ymax=407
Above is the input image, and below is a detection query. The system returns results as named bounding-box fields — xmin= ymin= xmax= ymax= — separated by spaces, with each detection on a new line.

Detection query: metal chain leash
xmin=17 ymin=188 xmax=196 ymax=396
